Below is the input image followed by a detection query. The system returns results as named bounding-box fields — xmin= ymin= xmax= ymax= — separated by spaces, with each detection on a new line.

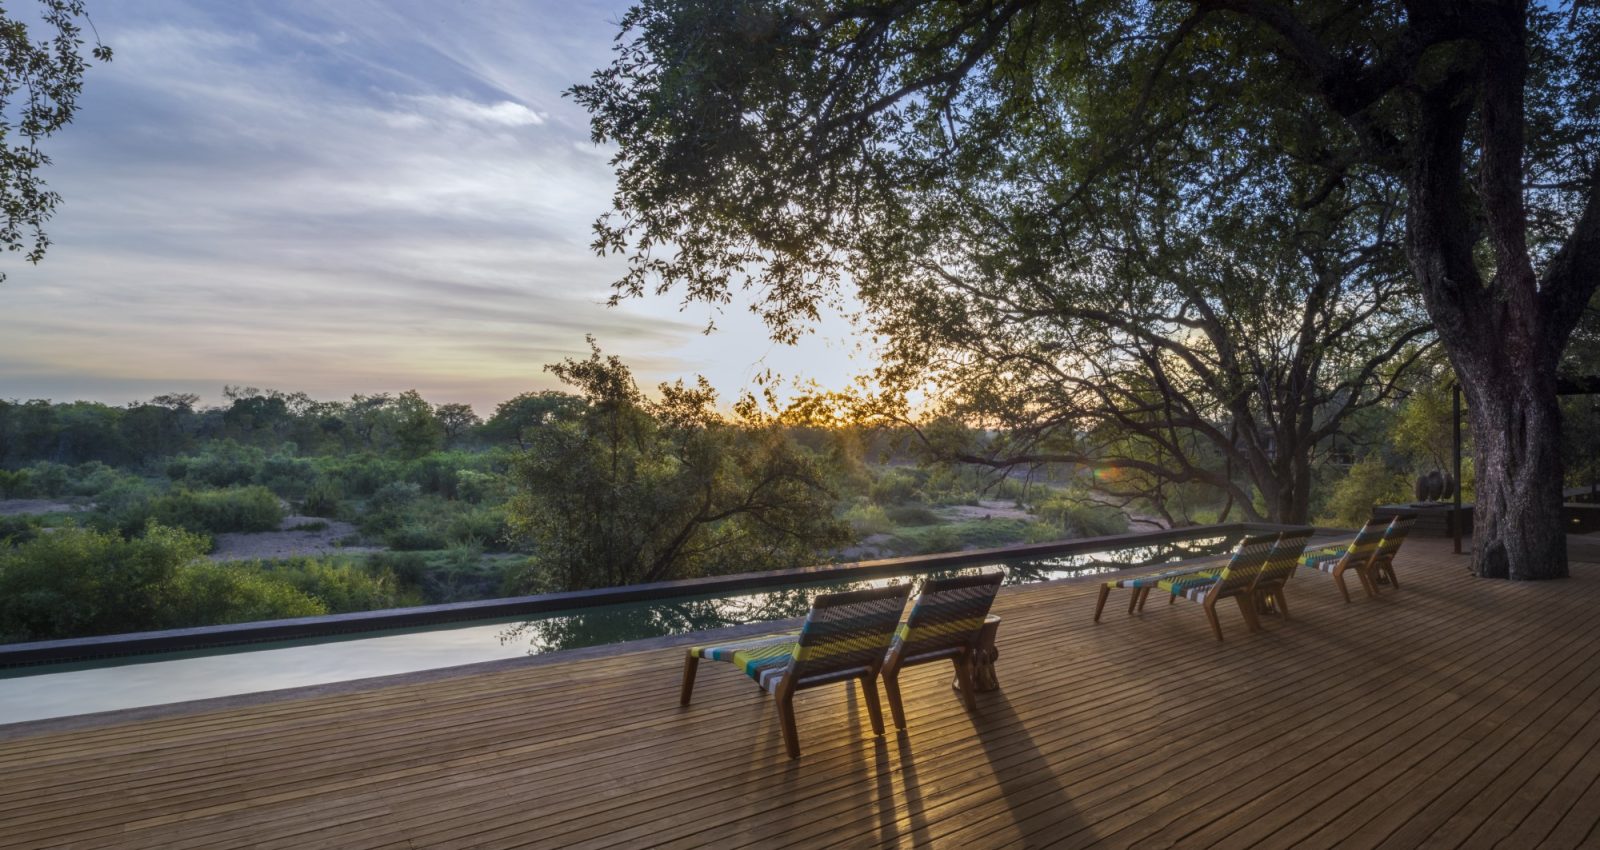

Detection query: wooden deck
xmin=6 ymin=538 xmax=1600 ymax=848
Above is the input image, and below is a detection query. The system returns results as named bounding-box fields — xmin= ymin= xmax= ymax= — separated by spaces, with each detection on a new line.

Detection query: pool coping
xmin=0 ymin=521 xmax=1324 ymax=668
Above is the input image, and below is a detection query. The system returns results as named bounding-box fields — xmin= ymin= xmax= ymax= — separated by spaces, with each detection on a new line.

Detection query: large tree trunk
xmin=1460 ymin=362 xmax=1569 ymax=579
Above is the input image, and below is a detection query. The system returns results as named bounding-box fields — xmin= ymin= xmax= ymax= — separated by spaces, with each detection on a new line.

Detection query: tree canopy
xmin=576 ymin=0 xmax=1600 ymax=577
xmin=0 ymin=1 xmax=109 ymax=278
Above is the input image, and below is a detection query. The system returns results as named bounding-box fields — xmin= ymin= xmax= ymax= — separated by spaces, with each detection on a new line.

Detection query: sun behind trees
xmin=573 ymin=0 xmax=1600 ymax=580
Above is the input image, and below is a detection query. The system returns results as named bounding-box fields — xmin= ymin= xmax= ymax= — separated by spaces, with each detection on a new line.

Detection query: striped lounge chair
xmin=679 ymin=583 xmax=911 ymax=759
xmin=1251 ymin=528 xmax=1316 ymax=619
xmin=1094 ymin=533 xmax=1279 ymax=641
xmin=880 ymin=571 xmax=1005 ymax=731
xmin=1300 ymin=517 xmax=1389 ymax=602
xmin=1368 ymin=514 xmax=1418 ymax=591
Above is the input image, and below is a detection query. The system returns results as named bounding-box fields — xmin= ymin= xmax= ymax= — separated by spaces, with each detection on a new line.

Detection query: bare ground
xmin=0 ymin=499 xmax=84 ymax=517
xmin=939 ymin=499 xmax=1034 ymax=521
xmin=208 ymin=515 xmax=383 ymax=562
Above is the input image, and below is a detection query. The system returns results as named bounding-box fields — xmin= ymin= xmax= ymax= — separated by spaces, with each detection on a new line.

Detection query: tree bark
xmin=1460 ymin=363 xmax=1568 ymax=579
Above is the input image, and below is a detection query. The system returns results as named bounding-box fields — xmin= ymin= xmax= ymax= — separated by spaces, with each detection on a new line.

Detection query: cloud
xmin=0 ymin=0 xmax=869 ymax=413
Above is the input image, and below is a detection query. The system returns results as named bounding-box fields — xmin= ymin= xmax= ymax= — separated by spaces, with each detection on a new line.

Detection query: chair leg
xmin=953 ymin=652 xmax=979 ymax=712
xmin=1383 ymin=564 xmax=1400 ymax=590
xmin=1095 ymin=585 xmax=1110 ymax=623
xmin=1137 ymin=586 xmax=1152 ymax=612
xmin=1128 ymin=587 xmax=1141 ymax=615
xmin=1204 ymin=599 xmax=1224 ymax=642
xmin=1275 ymin=588 xmax=1291 ymax=621
xmin=777 ymin=689 xmax=801 ymax=759
xmin=1333 ymin=569 xmax=1353 ymax=604
xmin=1356 ymin=567 xmax=1379 ymax=598
xmin=1234 ymin=595 xmax=1262 ymax=632
xmin=859 ymin=676 xmax=886 ymax=736
xmin=883 ymin=670 xmax=907 ymax=730
xmin=680 ymin=654 xmax=699 ymax=706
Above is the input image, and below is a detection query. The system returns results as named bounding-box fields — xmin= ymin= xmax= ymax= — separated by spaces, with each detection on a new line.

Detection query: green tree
xmin=575 ymin=1 xmax=1600 ymax=579
xmin=507 ymin=343 xmax=850 ymax=590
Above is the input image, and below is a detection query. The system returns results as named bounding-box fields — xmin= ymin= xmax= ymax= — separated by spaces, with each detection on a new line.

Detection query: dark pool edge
xmin=0 ymin=521 xmax=1323 ymax=668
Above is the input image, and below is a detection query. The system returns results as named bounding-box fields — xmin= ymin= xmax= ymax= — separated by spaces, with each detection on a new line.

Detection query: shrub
xmin=366 ymin=550 xmax=429 ymax=588
xmin=166 ymin=441 xmax=265 ymax=488
xmin=0 ymin=468 xmax=31 ymax=498
xmin=870 ymin=469 xmax=924 ymax=506
xmin=257 ymin=557 xmax=416 ymax=613
xmin=1043 ymin=501 xmax=1128 ymax=538
xmin=841 ymin=502 xmax=893 ymax=536
xmin=368 ymin=481 xmax=423 ymax=512
xmin=386 ymin=521 xmax=450 ymax=551
xmin=103 ymin=486 xmax=285 ymax=537
xmin=884 ymin=505 xmax=942 ymax=527
xmin=0 ymin=524 xmax=207 ymax=641
xmin=160 ymin=562 xmax=327 ymax=627
xmin=299 ymin=480 xmax=343 ymax=518
xmin=1322 ymin=456 xmax=1408 ymax=528
xmin=0 ymin=515 xmax=41 ymax=545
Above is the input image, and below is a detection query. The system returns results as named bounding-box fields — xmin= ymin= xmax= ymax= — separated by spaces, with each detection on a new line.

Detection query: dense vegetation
xmin=0 ymin=358 xmax=1139 ymax=641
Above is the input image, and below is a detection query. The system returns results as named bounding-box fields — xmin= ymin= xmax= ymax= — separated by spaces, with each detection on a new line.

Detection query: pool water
xmin=0 ymin=534 xmax=1239 ymax=724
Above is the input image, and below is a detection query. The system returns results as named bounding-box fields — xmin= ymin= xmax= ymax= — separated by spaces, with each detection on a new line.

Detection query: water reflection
xmin=502 ymin=535 xmax=1238 ymax=654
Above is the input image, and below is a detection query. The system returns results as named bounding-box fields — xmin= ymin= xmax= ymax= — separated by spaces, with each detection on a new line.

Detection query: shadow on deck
xmin=4 ymin=538 xmax=1600 ymax=848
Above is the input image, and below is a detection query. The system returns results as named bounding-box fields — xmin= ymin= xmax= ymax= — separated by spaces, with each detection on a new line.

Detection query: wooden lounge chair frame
xmin=1250 ymin=528 xmax=1316 ymax=619
xmin=1302 ymin=517 xmax=1389 ymax=602
xmin=679 ymin=583 xmax=910 ymax=759
xmin=1367 ymin=514 xmax=1418 ymax=592
xmin=880 ymin=571 xmax=1005 ymax=731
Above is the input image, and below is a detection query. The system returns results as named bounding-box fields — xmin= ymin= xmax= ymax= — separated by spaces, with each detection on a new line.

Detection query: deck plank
xmin=3 ymin=539 xmax=1600 ymax=849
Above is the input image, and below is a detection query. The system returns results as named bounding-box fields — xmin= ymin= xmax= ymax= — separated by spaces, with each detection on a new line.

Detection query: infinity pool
xmin=0 ymin=533 xmax=1240 ymax=724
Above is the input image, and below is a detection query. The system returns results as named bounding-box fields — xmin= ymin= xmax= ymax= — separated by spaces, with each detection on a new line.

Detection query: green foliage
xmin=883 ymin=505 xmax=941 ymax=527
xmin=101 ymin=486 xmax=284 ymax=537
xmin=0 ymin=515 xmax=42 ymax=545
xmin=508 ymin=343 xmax=852 ymax=590
xmin=1034 ymin=496 xmax=1130 ymax=539
xmin=1321 ymin=457 xmax=1409 ymax=528
xmin=0 ymin=524 xmax=205 ymax=642
xmin=159 ymin=562 xmax=328 ymax=627
xmin=869 ymin=469 xmax=924 ymax=506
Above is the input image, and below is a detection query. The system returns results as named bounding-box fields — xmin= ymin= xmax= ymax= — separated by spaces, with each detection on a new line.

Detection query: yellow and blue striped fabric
xmin=1155 ymin=533 xmax=1278 ymax=604
xmin=890 ymin=572 xmax=1004 ymax=661
xmin=1300 ymin=518 xmax=1387 ymax=574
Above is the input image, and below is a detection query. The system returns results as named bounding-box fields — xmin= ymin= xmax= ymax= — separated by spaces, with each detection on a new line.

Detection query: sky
xmin=0 ymin=0 xmax=866 ymax=414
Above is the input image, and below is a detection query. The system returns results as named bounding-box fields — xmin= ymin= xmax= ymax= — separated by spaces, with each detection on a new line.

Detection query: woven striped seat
xmin=1368 ymin=514 xmax=1418 ymax=591
xmin=881 ymin=571 xmax=1005 ymax=730
xmin=1094 ymin=533 xmax=1278 ymax=641
xmin=1301 ymin=517 xmax=1389 ymax=602
xmin=1250 ymin=528 xmax=1315 ymax=618
xmin=688 ymin=631 xmax=800 ymax=694
xmin=679 ymin=583 xmax=910 ymax=758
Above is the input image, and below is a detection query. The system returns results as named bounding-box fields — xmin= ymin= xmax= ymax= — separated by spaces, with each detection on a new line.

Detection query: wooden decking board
xmin=4 ymin=540 xmax=1600 ymax=849
xmin=1172 ymin=583 xmax=1592 ymax=849
xmin=882 ymin=580 xmax=1572 ymax=850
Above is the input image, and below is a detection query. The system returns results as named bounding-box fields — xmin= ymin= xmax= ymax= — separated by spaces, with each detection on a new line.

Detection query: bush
xmin=1035 ymin=496 xmax=1129 ymax=538
xmin=102 ymin=486 xmax=285 ymax=537
xmin=0 ymin=524 xmax=207 ymax=641
xmin=160 ymin=562 xmax=327 ymax=627
xmin=841 ymin=502 xmax=893 ymax=536
xmin=386 ymin=521 xmax=450 ymax=551
xmin=366 ymin=550 xmax=429 ymax=587
xmin=1321 ymin=456 xmax=1408 ymax=528
xmin=257 ymin=557 xmax=416 ymax=613
xmin=166 ymin=441 xmax=266 ymax=488
xmin=299 ymin=480 xmax=343 ymax=518
xmin=0 ymin=469 xmax=31 ymax=498
xmin=870 ymin=469 xmax=925 ymax=506
xmin=0 ymin=515 xmax=41 ymax=545
xmin=884 ymin=505 xmax=942 ymax=527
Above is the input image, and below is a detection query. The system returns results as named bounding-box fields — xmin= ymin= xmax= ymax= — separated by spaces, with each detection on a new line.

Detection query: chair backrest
xmin=1255 ymin=528 xmax=1316 ymax=589
xmin=791 ymin=583 xmax=912 ymax=680
xmin=1370 ymin=513 xmax=1418 ymax=567
xmin=1209 ymin=533 xmax=1280 ymax=597
xmin=892 ymin=570 xmax=1005 ymax=660
xmin=1339 ymin=517 xmax=1390 ymax=568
